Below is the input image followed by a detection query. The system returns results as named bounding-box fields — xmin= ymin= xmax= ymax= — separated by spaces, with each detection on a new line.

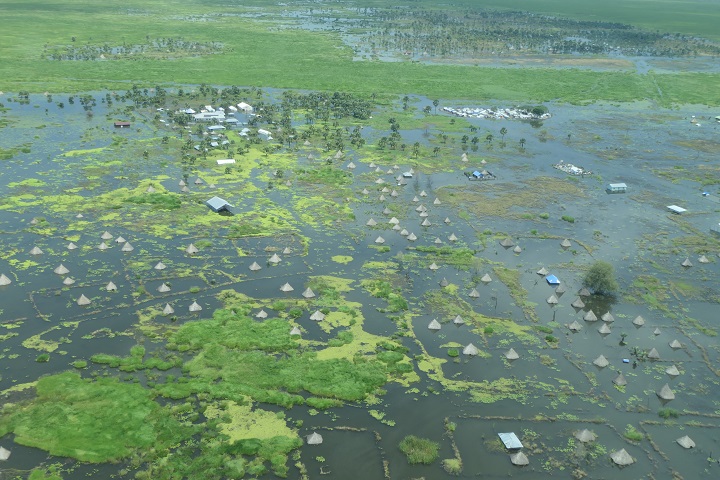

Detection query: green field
xmin=1 ymin=0 xmax=720 ymax=104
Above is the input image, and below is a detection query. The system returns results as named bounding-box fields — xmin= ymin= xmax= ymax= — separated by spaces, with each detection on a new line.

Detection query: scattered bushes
xmin=561 ymin=215 xmax=575 ymax=223
xmin=399 ymin=435 xmax=439 ymax=464
xmin=658 ymin=408 xmax=680 ymax=419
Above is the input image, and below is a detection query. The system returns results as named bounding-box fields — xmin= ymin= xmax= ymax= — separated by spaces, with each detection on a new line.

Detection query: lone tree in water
xmin=583 ymin=261 xmax=618 ymax=295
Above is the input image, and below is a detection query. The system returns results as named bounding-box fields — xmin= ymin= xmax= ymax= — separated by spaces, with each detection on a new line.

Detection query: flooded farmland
xmin=0 ymin=89 xmax=719 ymax=480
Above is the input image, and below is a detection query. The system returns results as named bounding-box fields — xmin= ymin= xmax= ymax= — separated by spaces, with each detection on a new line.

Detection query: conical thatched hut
xmin=412 ymin=196 xmax=419 ymax=202
xmin=429 ymin=262 xmax=439 ymax=271
xmin=537 ymin=267 xmax=549 ymax=276
xmin=0 ymin=274 xmax=12 ymax=286
xmin=0 ymin=446 xmax=11 ymax=461
xmin=601 ymin=312 xmax=614 ymax=322
xmin=647 ymin=347 xmax=660 ymax=360
xmin=302 ymin=288 xmax=315 ymax=299
xmin=67 ymin=242 xmax=78 ymax=250
xmin=194 ymin=177 xmax=203 ymax=185
xmin=98 ymin=242 xmax=109 ymax=250
xmin=574 ymin=429 xmax=597 ymax=443
xmin=481 ymin=273 xmax=492 ymax=284
xmin=157 ymin=283 xmax=171 ymax=293
xmin=421 ymin=219 xmax=432 ymax=227
xmin=280 ymin=282 xmax=294 ymax=293
xmin=669 ymin=339 xmax=682 ymax=349
xmin=290 ymin=326 xmax=302 ymax=336
xmin=610 ymin=449 xmax=634 ymax=466
xmin=463 ymin=343 xmax=479 ymax=356
xmin=546 ymin=295 xmax=559 ymax=305
xmin=612 ymin=373 xmax=627 ymax=386
xmin=407 ymin=233 xmax=417 ymax=241
xmin=632 ymin=315 xmax=645 ymax=327
xmin=665 ymin=365 xmax=680 ymax=377
xmin=560 ymin=238 xmax=572 ymax=249
xmin=676 ymin=435 xmax=695 ymax=449
xmin=29 ymin=246 xmax=43 ymax=255
xmin=366 ymin=218 xmax=377 ymax=227
xmin=500 ymin=237 xmax=514 ymax=248
xmin=54 ymin=264 xmax=70 ymax=275
xmin=578 ymin=287 xmax=591 ymax=297
xmin=106 ymin=282 xmax=117 ymax=292
xmin=256 ymin=309 xmax=268 ymax=319
xmin=62 ymin=277 xmax=75 ymax=286
xmin=249 ymin=262 xmax=262 ymax=271
xmin=306 ymin=432 xmax=323 ymax=445
xmin=510 ymin=452 xmax=529 ymax=466
xmin=101 ymin=231 xmax=113 ymax=240
xmin=186 ymin=244 xmax=199 ymax=255
xmin=568 ymin=321 xmax=582 ymax=332
xmin=654 ymin=328 xmax=661 ymax=335
xmin=513 ymin=245 xmax=522 ymax=254
xmin=189 ymin=301 xmax=202 ymax=312
xmin=115 ymin=236 xmax=126 ymax=243
xmin=179 ymin=180 xmax=186 ymax=186
xmin=121 ymin=242 xmax=134 ymax=252
xmin=598 ymin=324 xmax=612 ymax=335
xmin=434 ymin=237 xmax=443 ymax=245
xmin=593 ymin=355 xmax=609 ymax=368
xmin=347 ymin=162 xmax=356 ymax=169
xmin=554 ymin=284 xmax=565 ymax=295
xmin=681 ymin=257 xmax=693 ymax=268
xmin=698 ymin=255 xmax=710 ymax=264
xmin=584 ymin=310 xmax=598 ymax=322
xmin=444 ymin=217 xmax=451 ymax=224
xmin=310 ymin=310 xmax=325 ymax=321
xmin=420 ymin=190 xmax=427 ymax=197
xmin=283 ymin=247 xmax=292 ymax=255
xmin=453 ymin=315 xmax=464 ymax=325
xmin=163 ymin=303 xmax=174 ymax=315
xmin=571 ymin=297 xmax=586 ymax=309
xmin=439 ymin=277 xmax=449 ymax=287
xmin=181 ymin=186 xmax=190 ymax=193
xmin=362 ymin=188 xmax=369 ymax=195
xmin=392 ymin=224 xmax=401 ymax=231
xmin=154 ymin=262 xmax=166 ymax=270
xmin=469 ymin=288 xmax=480 ymax=298
xmin=505 ymin=348 xmax=519 ymax=360
xmin=374 ymin=236 xmax=385 ymax=244
xmin=433 ymin=198 xmax=441 ymax=205
xmin=657 ymin=384 xmax=675 ymax=401
xmin=268 ymin=253 xmax=281 ymax=264
xmin=428 ymin=319 xmax=442 ymax=331
xmin=400 ymin=229 xmax=409 ymax=236
xmin=77 ymin=294 xmax=91 ymax=306
xmin=146 ymin=186 xmax=156 ymax=193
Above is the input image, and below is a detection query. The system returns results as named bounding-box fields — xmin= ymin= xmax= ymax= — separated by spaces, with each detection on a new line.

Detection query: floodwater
xmin=0 ymin=92 xmax=719 ymax=479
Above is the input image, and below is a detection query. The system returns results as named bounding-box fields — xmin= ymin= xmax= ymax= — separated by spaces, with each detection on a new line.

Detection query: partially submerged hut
xmin=657 ymin=384 xmax=675 ymax=401
xmin=500 ymin=237 xmax=514 ymax=248
xmin=448 ymin=233 xmax=458 ymax=242
xmin=610 ymin=449 xmax=634 ymax=466
xmin=578 ymin=287 xmax=591 ymax=297
xmin=54 ymin=264 xmax=70 ymax=275
xmin=469 ymin=288 xmax=480 ymax=298
xmin=280 ymin=283 xmax=294 ymax=293
xmin=374 ymin=236 xmax=385 ymax=244
xmin=598 ymin=324 xmax=612 ymax=335
xmin=67 ymin=242 xmax=78 ymax=250
xmin=574 ymin=429 xmax=597 ymax=443
xmin=121 ymin=242 xmax=134 ymax=252
xmin=0 ymin=274 xmax=12 ymax=286
xmin=510 ymin=452 xmax=529 ymax=466
xmin=62 ymin=277 xmax=75 ymax=285
xmin=453 ymin=315 xmax=464 ymax=325
xmin=601 ymin=312 xmax=614 ymax=322
xmin=481 ymin=273 xmax=492 ymax=284
xmin=613 ymin=373 xmax=627 ymax=386
xmin=647 ymin=348 xmax=660 ymax=360
xmin=290 ymin=326 xmax=302 ymax=336
xmin=0 ymin=446 xmax=11 ymax=461
xmin=366 ymin=218 xmax=377 ymax=226
xmin=428 ymin=319 xmax=442 ymax=331
xmin=536 ymin=267 xmax=549 ymax=276
xmin=29 ymin=246 xmax=43 ymax=255
xmin=255 ymin=309 xmax=268 ymax=319
xmin=429 ymin=262 xmax=439 ymax=271
xmin=505 ymin=348 xmax=519 ymax=360
xmin=310 ymin=310 xmax=325 ymax=321
xmin=101 ymin=231 xmax=113 ymax=240
xmin=77 ymin=294 xmax=91 ymax=306
xmin=249 ymin=262 xmax=262 ymax=271
xmin=302 ymin=288 xmax=316 ymax=299
xmin=163 ymin=303 xmax=175 ymax=315
xmin=154 ymin=262 xmax=166 ymax=270
xmin=407 ymin=233 xmax=418 ymax=241
xmin=568 ymin=320 xmax=582 ymax=332
xmin=681 ymin=258 xmax=692 ymax=268
xmin=584 ymin=310 xmax=598 ymax=322
xmin=676 ymin=436 xmax=695 ymax=449
xmin=669 ymin=339 xmax=682 ymax=349
xmin=306 ymin=432 xmax=323 ymax=445
xmin=157 ymin=283 xmax=171 ymax=293
xmin=665 ymin=365 xmax=680 ymax=377
xmin=632 ymin=315 xmax=645 ymax=327
xmin=439 ymin=277 xmax=449 ymax=287
xmin=268 ymin=253 xmax=281 ymax=264
xmin=186 ymin=244 xmax=199 ymax=255
xmin=571 ymin=297 xmax=586 ymax=309
xmin=593 ymin=355 xmax=609 ymax=368
xmin=513 ymin=245 xmax=522 ymax=254
xmin=560 ymin=238 xmax=572 ymax=249
xmin=463 ymin=343 xmax=479 ymax=356
xmin=106 ymin=282 xmax=117 ymax=292
xmin=546 ymin=295 xmax=558 ymax=305
xmin=189 ymin=301 xmax=202 ymax=312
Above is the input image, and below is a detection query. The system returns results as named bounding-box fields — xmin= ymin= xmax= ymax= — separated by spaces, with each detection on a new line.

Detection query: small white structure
xmin=667 ymin=205 xmax=687 ymax=214
xmin=216 ymin=159 xmax=236 ymax=165
xmin=606 ymin=183 xmax=627 ymax=193
xmin=498 ymin=432 xmax=523 ymax=450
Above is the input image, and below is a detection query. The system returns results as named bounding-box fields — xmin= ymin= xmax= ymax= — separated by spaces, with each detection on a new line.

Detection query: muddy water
xmin=0 ymin=93 xmax=719 ymax=479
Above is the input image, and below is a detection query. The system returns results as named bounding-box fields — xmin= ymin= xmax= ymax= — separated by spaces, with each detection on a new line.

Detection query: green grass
xmin=399 ymin=435 xmax=440 ymax=464
xmin=1 ymin=0 xmax=719 ymax=104
xmin=623 ymin=424 xmax=644 ymax=442
xmin=0 ymin=372 xmax=188 ymax=463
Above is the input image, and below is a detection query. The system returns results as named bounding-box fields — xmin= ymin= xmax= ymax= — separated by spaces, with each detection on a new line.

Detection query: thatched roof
xmin=115 ymin=236 xmax=126 ymax=243
xmin=510 ymin=452 xmax=529 ymax=466
xmin=657 ymin=383 xmax=675 ymax=401
xmin=306 ymin=432 xmax=323 ymax=445
xmin=77 ymin=294 xmax=91 ymax=306
xmin=571 ymin=297 xmax=585 ymax=309
xmin=366 ymin=218 xmax=377 ymax=226
xmin=632 ymin=315 xmax=645 ymax=327
xmin=154 ymin=262 xmax=166 ymax=270
xmin=601 ymin=312 xmax=614 ymax=322
xmin=453 ymin=315 xmax=464 ymax=325
xmin=0 ymin=274 xmax=12 ymax=286
xmin=665 ymin=365 xmax=680 ymax=377
xmin=676 ymin=435 xmax=695 ymax=449
xmin=29 ymin=246 xmax=43 ymax=255
xmin=421 ymin=218 xmax=431 ymax=227
xmin=574 ymin=429 xmax=597 ymax=443
xmin=388 ymin=217 xmax=399 ymax=225
xmin=415 ymin=205 xmax=426 ymax=212
xmin=420 ymin=190 xmax=427 ymax=197
xmin=555 ymin=284 xmax=566 ymax=295
xmin=428 ymin=319 xmax=442 ymax=331
xmin=346 ymin=162 xmax=356 ymax=169
xmin=157 ymin=283 xmax=171 ymax=292
xmin=429 ymin=262 xmax=439 ymax=271
xmin=654 ymin=328 xmax=661 ymax=335
xmin=101 ymin=231 xmax=113 ymax=240
xmin=146 ymin=186 xmax=156 ymax=193
xmin=392 ymin=224 xmax=401 ymax=231
xmin=434 ymin=237 xmax=443 ymax=244
xmin=189 ymin=301 xmax=202 ymax=312
xmin=481 ymin=273 xmax=492 ymax=284
xmin=121 ymin=242 xmax=134 ymax=252
xmin=681 ymin=258 xmax=692 ymax=267
xmin=593 ymin=355 xmax=609 ymax=368
xmin=610 ymin=449 xmax=634 ymax=466
xmin=439 ymin=277 xmax=449 ymax=287
xmin=578 ymin=287 xmax=591 ymax=297
xmin=255 ymin=309 xmax=268 ymax=319
xmin=500 ymin=237 xmax=514 ymax=247
xmin=375 ymin=236 xmax=385 ymax=244
xmin=513 ymin=245 xmax=522 ymax=254
xmin=62 ymin=277 xmax=75 ymax=286
xmin=186 ymin=244 xmax=199 ymax=254
xmin=163 ymin=303 xmax=174 ymax=315
xmin=444 ymin=217 xmax=451 ymax=224
xmin=536 ymin=267 xmax=549 ymax=276
xmin=269 ymin=253 xmax=281 ymax=264
xmin=98 ymin=242 xmax=109 ymax=250
xmin=584 ymin=310 xmax=598 ymax=322
xmin=560 ymin=238 xmax=572 ymax=249
xmin=612 ymin=373 xmax=627 ymax=386
xmin=400 ymin=229 xmax=409 ymax=236
xmin=407 ymin=233 xmax=418 ymax=241
xmin=249 ymin=261 xmax=262 ymax=271
xmin=546 ymin=295 xmax=558 ymax=305
xmin=669 ymin=339 xmax=682 ymax=349
xmin=469 ymin=288 xmax=480 ymax=298
xmin=463 ymin=343 xmax=479 ymax=356
xmin=54 ymin=264 xmax=70 ymax=275
xmin=302 ymin=288 xmax=316 ymax=299
xmin=647 ymin=347 xmax=660 ymax=360
xmin=362 ymin=188 xmax=369 ymax=195
xmin=283 ymin=247 xmax=292 ymax=255
xmin=67 ymin=242 xmax=78 ymax=250
xmin=433 ymin=198 xmax=441 ymax=205
xmin=598 ymin=323 xmax=612 ymax=335
xmin=181 ymin=185 xmax=190 ymax=193
xmin=280 ymin=282 xmax=294 ymax=292
xmin=290 ymin=326 xmax=302 ymax=336
xmin=448 ymin=233 xmax=458 ymax=242
xmin=505 ymin=348 xmax=519 ymax=360
xmin=698 ymin=255 xmax=709 ymax=264
xmin=106 ymin=282 xmax=117 ymax=292
xmin=310 ymin=310 xmax=325 ymax=321
xmin=568 ymin=320 xmax=582 ymax=332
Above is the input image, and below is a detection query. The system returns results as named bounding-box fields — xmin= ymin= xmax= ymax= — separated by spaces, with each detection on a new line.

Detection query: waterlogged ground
xmin=0 ymin=90 xmax=719 ymax=479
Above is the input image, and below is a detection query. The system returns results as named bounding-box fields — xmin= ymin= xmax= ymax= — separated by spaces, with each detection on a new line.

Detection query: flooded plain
xmin=0 ymin=90 xmax=719 ymax=479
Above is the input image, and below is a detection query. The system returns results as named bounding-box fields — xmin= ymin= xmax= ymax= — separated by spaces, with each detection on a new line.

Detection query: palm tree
xmin=486 ymin=134 xmax=493 ymax=144
xmin=500 ymin=127 xmax=508 ymax=141
xmin=432 ymin=99 xmax=439 ymax=114
xmin=519 ymin=138 xmax=526 ymax=149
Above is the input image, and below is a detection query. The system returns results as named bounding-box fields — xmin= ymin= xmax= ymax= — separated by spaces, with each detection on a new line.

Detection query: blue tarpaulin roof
xmin=546 ymin=274 xmax=560 ymax=285
xmin=472 ymin=171 xmax=482 ymax=177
